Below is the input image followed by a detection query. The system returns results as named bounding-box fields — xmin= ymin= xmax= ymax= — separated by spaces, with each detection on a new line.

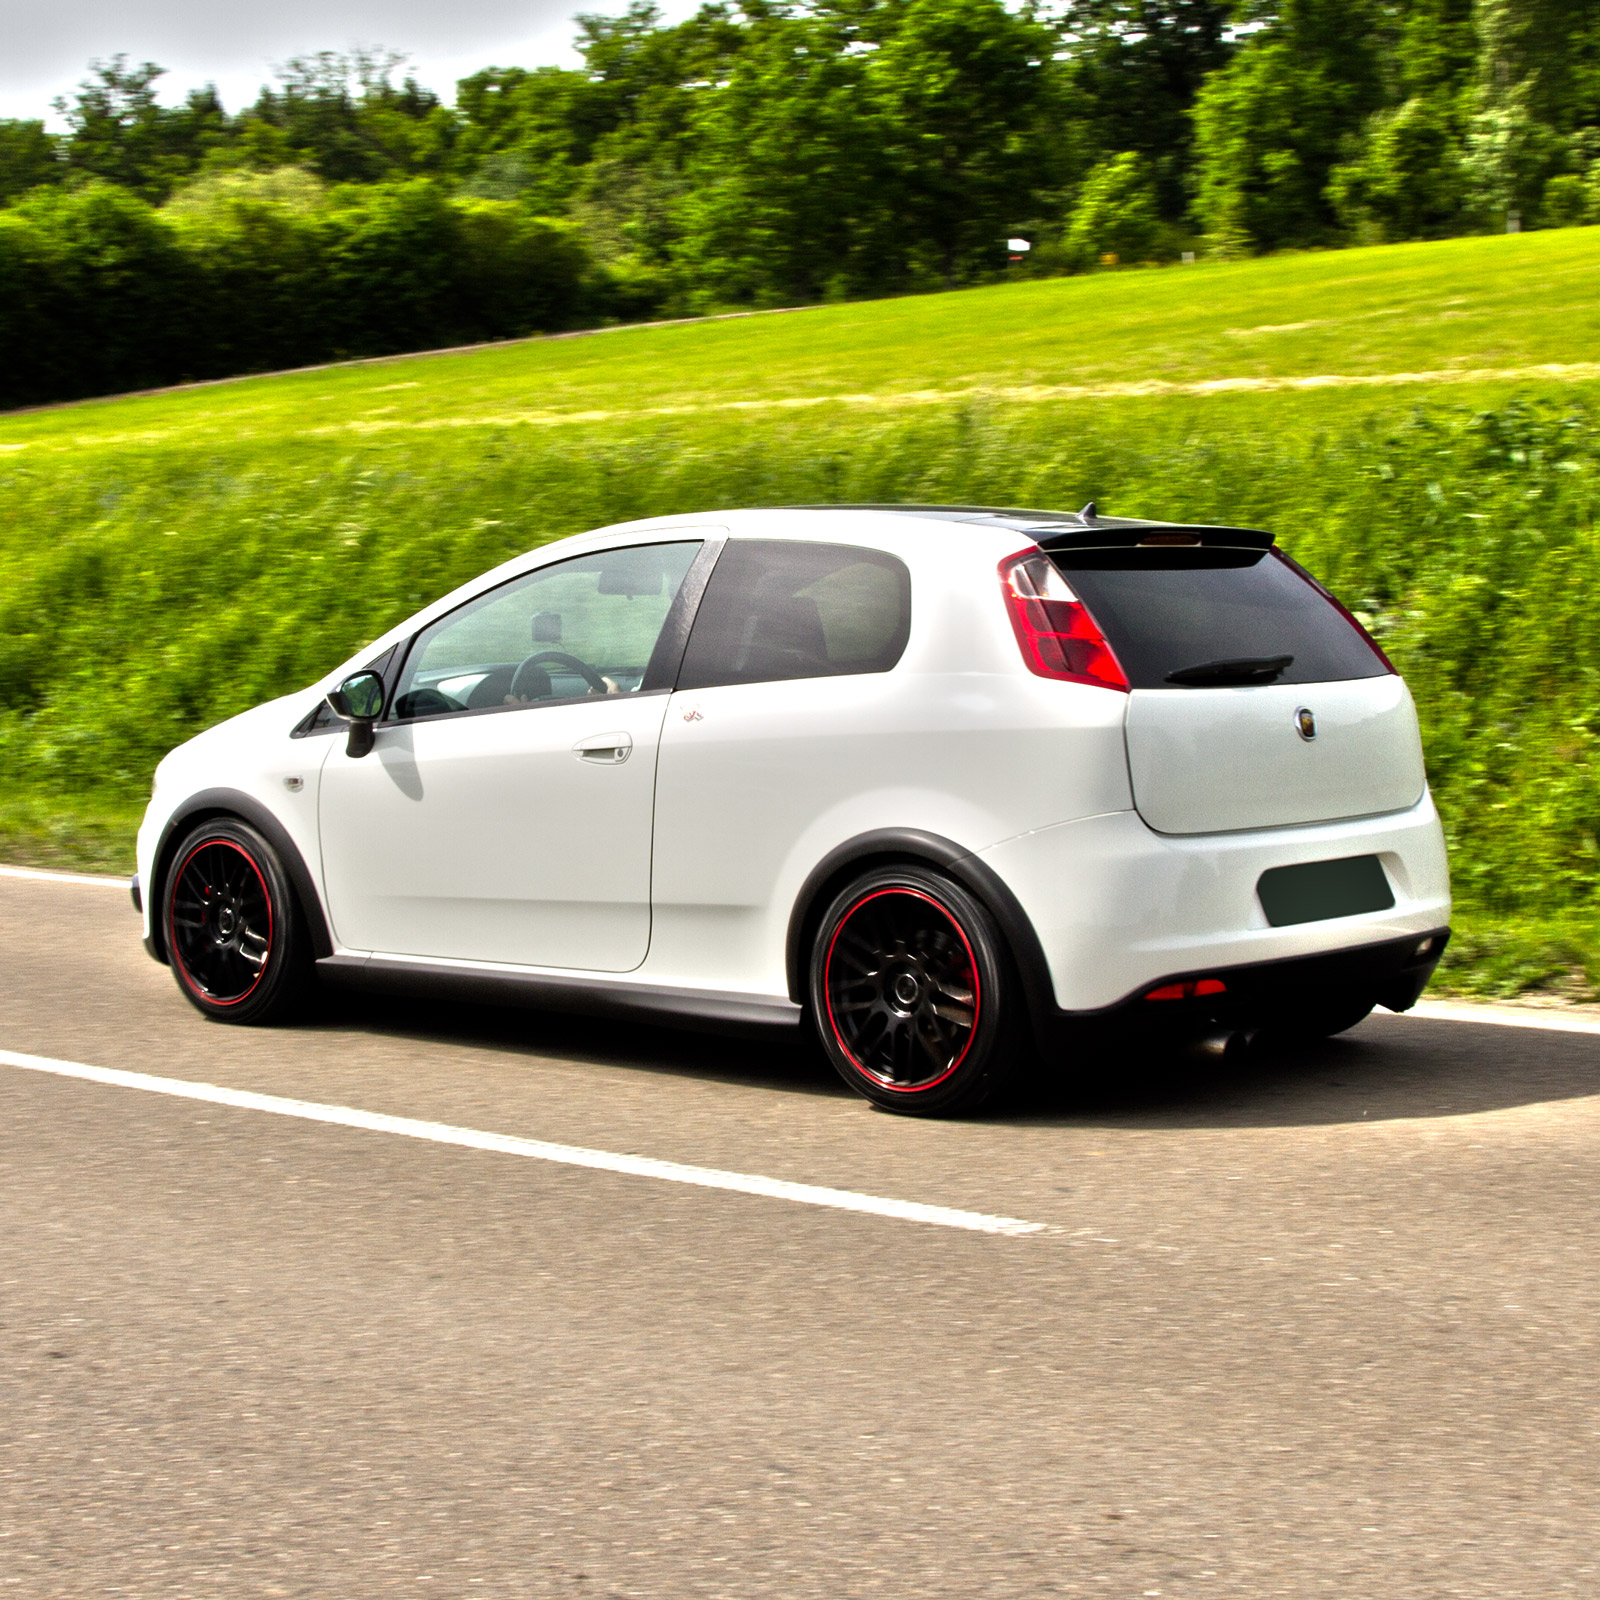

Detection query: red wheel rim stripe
xmin=167 ymin=839 xmax=273 ymax=1007
xmin=823 ymin=887 xmax=981 ymax=1094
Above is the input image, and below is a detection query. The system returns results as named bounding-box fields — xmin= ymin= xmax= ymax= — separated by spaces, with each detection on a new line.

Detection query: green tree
xmin=240 ymin=51 xmax=458 ymax=182
xmin=1462 ymin=82 xmax=1568 ymax=221
xmin=1464 ymin=0 xmax=1600 ymax=224
xmin=1328 ymin=94 xmax=1471 ymax=240
xmin=1391 ymin=0 xmax=1479 ymax=101
xmin=56 ymin=57 xmax=229 ymax=199
xmin=1191 ymin=0 xmax=1386 ymax=251
xmin=1324 ymin=0 xmax=1477 ymax=242
xmin=1058 ymin=1 xmax=1235 ymax=222
xmin=865 ymin=0 xmax=1059 ymax=285
xmin=1476 ymin=0 xmax=1600 ymax=131
xmin=1540 ymin=170 xmax=1595 ymax=225
xmin=455 ymin=67 xmax=599 ymax=209
xmin=0 ymin=183 xmax=195 ymax=401
xmin=671 ymin=7 xmax=885 ymax=303
xmin=1064 ymin=150 xmax=1167 ymax=264
xmin=0 ymin=120 xmax=60 ymax=201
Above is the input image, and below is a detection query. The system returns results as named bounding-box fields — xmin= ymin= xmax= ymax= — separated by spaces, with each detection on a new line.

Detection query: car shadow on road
xmin=1007 ymin=1013 xmax=1600 ymax=1129
xmin=315 ymin=986 xmax=850 ymax=1099
xmin=315 ymin=985 xmax=1600 ymax=1130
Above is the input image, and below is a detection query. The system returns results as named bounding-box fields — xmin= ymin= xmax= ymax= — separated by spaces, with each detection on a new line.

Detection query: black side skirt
xmin=316 ymin=954 xmax=804 ymax=1038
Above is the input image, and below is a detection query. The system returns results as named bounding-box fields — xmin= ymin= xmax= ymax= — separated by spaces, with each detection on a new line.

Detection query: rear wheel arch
xmin=784 ymin=829 xmax=1058 ymax=1051
xmin=149 ymin=789 xmax=331 ymax=966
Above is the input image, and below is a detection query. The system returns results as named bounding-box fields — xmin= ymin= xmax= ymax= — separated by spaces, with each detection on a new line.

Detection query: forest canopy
xmin=3 ymin=0 xmax=1598 ymax=406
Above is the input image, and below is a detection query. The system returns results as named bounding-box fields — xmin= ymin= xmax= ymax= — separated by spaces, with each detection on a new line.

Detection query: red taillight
xmin=1145 ymin=978 xmax=1227 ymax=1002
xmin=999 ymin=550 xmax=1128 ymax=691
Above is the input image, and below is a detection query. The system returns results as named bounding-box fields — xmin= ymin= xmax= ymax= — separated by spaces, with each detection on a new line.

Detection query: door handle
xmin=574 ymin=731 xmax=633 ymax=764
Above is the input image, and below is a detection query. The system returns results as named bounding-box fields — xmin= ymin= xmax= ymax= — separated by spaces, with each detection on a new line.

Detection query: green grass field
xmin=6 ymin=227 xmax=1599 ymax=458
xmin=5 ymin=227 xmax=1600 ymax=998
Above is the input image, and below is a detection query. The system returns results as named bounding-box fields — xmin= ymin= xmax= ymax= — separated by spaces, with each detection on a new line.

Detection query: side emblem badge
xmin=1295 ymin=707 xmax=1317 ymax=741
xmin=682 ymin=703 xmax=703 ymax=723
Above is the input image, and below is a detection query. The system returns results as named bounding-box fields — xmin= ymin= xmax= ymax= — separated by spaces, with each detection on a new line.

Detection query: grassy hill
xmin=5 ymin=227 xmax=1600 ymax=997
xmin=6 ymin=228 xmax=1600 ymax=459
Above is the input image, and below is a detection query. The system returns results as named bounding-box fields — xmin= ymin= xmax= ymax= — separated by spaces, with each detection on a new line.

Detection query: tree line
xmin=2 ymin=0 xmax=1597 ymax=407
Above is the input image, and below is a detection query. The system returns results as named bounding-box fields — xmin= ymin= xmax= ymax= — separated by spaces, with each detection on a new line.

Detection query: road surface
xmin=2 ymin=871 xmax=1597 ymax=1597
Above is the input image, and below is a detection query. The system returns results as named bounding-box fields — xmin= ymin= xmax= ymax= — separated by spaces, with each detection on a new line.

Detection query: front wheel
xmin=809 ymin=866 xmax=1025 ymax=1117
xmin=163 ymin=818 xmax=310 ymax=1025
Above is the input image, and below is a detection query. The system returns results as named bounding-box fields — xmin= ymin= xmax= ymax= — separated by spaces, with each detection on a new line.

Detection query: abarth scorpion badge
xmin=1295 ymin=707 xmax=1317 ymax=741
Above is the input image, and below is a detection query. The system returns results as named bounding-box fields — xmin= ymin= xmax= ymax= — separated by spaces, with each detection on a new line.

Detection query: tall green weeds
xmin=4 ymin=389 xmax=1599 ymax=989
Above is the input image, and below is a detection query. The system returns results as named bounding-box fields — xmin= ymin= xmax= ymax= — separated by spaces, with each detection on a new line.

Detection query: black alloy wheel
xmin=810 ymin=865 xmax=1025 ymax=1116
xmin=164 ymin=818 xmax=309 ymax=1024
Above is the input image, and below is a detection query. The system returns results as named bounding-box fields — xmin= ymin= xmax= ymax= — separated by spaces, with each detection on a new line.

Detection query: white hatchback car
xmin=135 ymin=504 xmax=1450 ymax=1114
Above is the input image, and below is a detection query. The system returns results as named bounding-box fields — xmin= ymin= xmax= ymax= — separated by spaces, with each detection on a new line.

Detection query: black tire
xmin=162 ymin=818 xmax=311 ymax=1025
xmin=809 ymin=865 xmax=1026 ymax=1117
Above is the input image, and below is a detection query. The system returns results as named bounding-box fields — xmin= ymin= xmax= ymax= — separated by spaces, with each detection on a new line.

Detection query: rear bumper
xmin=1059 ymin=927 xmax=1449 ymax=1048
xmin=979 ymin=792 xmax=1451 ymax=1015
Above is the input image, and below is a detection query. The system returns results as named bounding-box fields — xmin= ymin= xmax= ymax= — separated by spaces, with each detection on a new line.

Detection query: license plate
xmin=1257 ymin=855 xmax=1395 ymax=927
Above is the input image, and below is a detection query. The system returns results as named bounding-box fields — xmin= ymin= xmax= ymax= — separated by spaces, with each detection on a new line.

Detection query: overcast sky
xmin=0 ymin=1 xmax=698 ymax=125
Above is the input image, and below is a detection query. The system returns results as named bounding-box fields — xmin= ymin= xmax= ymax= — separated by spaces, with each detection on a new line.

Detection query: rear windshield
xmin=1052 ymin=548 xmax=1387 ymax=689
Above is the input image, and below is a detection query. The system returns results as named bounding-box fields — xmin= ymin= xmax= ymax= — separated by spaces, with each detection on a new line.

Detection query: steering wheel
xmin=518 ymin=649 xmax=611 ymax=696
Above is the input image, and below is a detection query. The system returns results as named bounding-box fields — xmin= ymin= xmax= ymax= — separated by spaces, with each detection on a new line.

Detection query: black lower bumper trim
xmin=1052 ymin=927 xmax=1451 ymax=1042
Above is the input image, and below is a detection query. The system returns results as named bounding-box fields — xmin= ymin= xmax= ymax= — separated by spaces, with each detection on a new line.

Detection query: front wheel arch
xmin=783 ymin=829 xmax=1057 ymax=1054
xmin=148 ymin=789 xmax=332 ymax=966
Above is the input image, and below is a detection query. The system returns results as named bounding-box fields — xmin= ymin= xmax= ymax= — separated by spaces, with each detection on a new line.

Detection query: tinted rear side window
xmin=1055 ymin=549 xmax=1387 ymax=689
xmin=677 ymin=540 xmax=911 ymax=690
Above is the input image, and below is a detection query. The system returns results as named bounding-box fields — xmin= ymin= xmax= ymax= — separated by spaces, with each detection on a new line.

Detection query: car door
xmin=650 ymin=538 xmax=915 ymax=990
xmin=318 ymin=538 xmax=707 ymax=971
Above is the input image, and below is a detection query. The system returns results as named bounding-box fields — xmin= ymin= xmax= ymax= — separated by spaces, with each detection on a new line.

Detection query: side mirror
xmin=326 ymin=670 xmax=385 ymax=759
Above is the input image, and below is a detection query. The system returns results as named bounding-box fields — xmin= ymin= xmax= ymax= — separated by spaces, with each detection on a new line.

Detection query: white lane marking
xmin=0 ymin=1049 xmax=1045 ymax=1237
xmin=1406 ymin=1000 xmax=1600 ymax=1037
xmin=0 ymin=865 xmax=129 ymax=888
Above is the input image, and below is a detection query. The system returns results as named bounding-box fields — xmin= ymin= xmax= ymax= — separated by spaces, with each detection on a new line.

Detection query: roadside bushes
xmin=0 ymin=176 xmax=597 ymax=407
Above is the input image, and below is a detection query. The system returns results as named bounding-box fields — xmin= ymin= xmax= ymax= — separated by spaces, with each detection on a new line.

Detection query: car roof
xmin=538 ymin=503 xmax=1273 ymax=567
xmin=771 ymin=503 xmax=1275 ymax=553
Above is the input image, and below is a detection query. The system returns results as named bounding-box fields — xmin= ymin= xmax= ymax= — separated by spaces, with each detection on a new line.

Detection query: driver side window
xmin=391 ymin=542 xmax=701 ymax=721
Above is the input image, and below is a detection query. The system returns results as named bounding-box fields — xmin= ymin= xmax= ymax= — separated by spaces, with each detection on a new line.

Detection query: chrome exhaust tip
xmin=1188 ymin=1028 xmax=1257 ymax=1064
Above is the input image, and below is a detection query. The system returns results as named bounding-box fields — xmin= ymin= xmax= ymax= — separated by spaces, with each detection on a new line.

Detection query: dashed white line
xmin=0 ymin=1048 xmax=1046 ymax=1237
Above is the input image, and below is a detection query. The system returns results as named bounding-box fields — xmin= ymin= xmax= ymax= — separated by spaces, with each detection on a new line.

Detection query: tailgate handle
xmin=574 ymin=731 xmax=633 ymax=764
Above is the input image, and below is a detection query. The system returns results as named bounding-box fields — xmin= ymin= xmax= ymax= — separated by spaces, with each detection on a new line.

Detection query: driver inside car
xmin=505 ymin=612 xmax=618 ymax=702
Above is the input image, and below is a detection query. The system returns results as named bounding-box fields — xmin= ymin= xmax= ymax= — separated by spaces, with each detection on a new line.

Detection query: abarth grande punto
xmin=134 ymin=504 xmax=1450 ymax=1114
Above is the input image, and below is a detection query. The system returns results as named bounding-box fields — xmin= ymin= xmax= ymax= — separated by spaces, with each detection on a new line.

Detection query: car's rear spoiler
xmin=1029 ymin=518 xmax=1275 ymax=554
xmin=783 ymin=502 xmax=1278 ymax=554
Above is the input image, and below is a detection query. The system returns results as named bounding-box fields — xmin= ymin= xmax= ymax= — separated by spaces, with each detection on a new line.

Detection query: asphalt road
xmin=3 ymin=872 xmax=1599 ymax=1599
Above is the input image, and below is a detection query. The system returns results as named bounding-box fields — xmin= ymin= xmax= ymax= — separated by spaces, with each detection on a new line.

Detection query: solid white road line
xmin=1406 ymin=999 xmax=1600 ymax=1037
xmin=0 ymin=864 xmax=129 ymax=888
xmin=0 ymin=1049 xmax=1045 ymax=1237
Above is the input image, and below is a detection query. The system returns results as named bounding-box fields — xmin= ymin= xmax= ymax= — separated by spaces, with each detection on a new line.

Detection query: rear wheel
xmin=809 ymin=866 xmax=1025 ymax=1117
xmin=163 ymin=818 xmax=310 ymax=1025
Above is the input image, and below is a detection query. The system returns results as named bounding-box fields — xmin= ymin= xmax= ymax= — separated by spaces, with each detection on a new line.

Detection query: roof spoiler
xmin=1030 ymin=507 xmax=1275 ymax=554
xmin=774 ymin=502 xmax=1277 ymax=552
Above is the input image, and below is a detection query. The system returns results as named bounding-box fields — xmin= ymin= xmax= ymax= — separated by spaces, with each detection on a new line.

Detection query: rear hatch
xmin=1048 ymin=536 xmax=1425 ymax=836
